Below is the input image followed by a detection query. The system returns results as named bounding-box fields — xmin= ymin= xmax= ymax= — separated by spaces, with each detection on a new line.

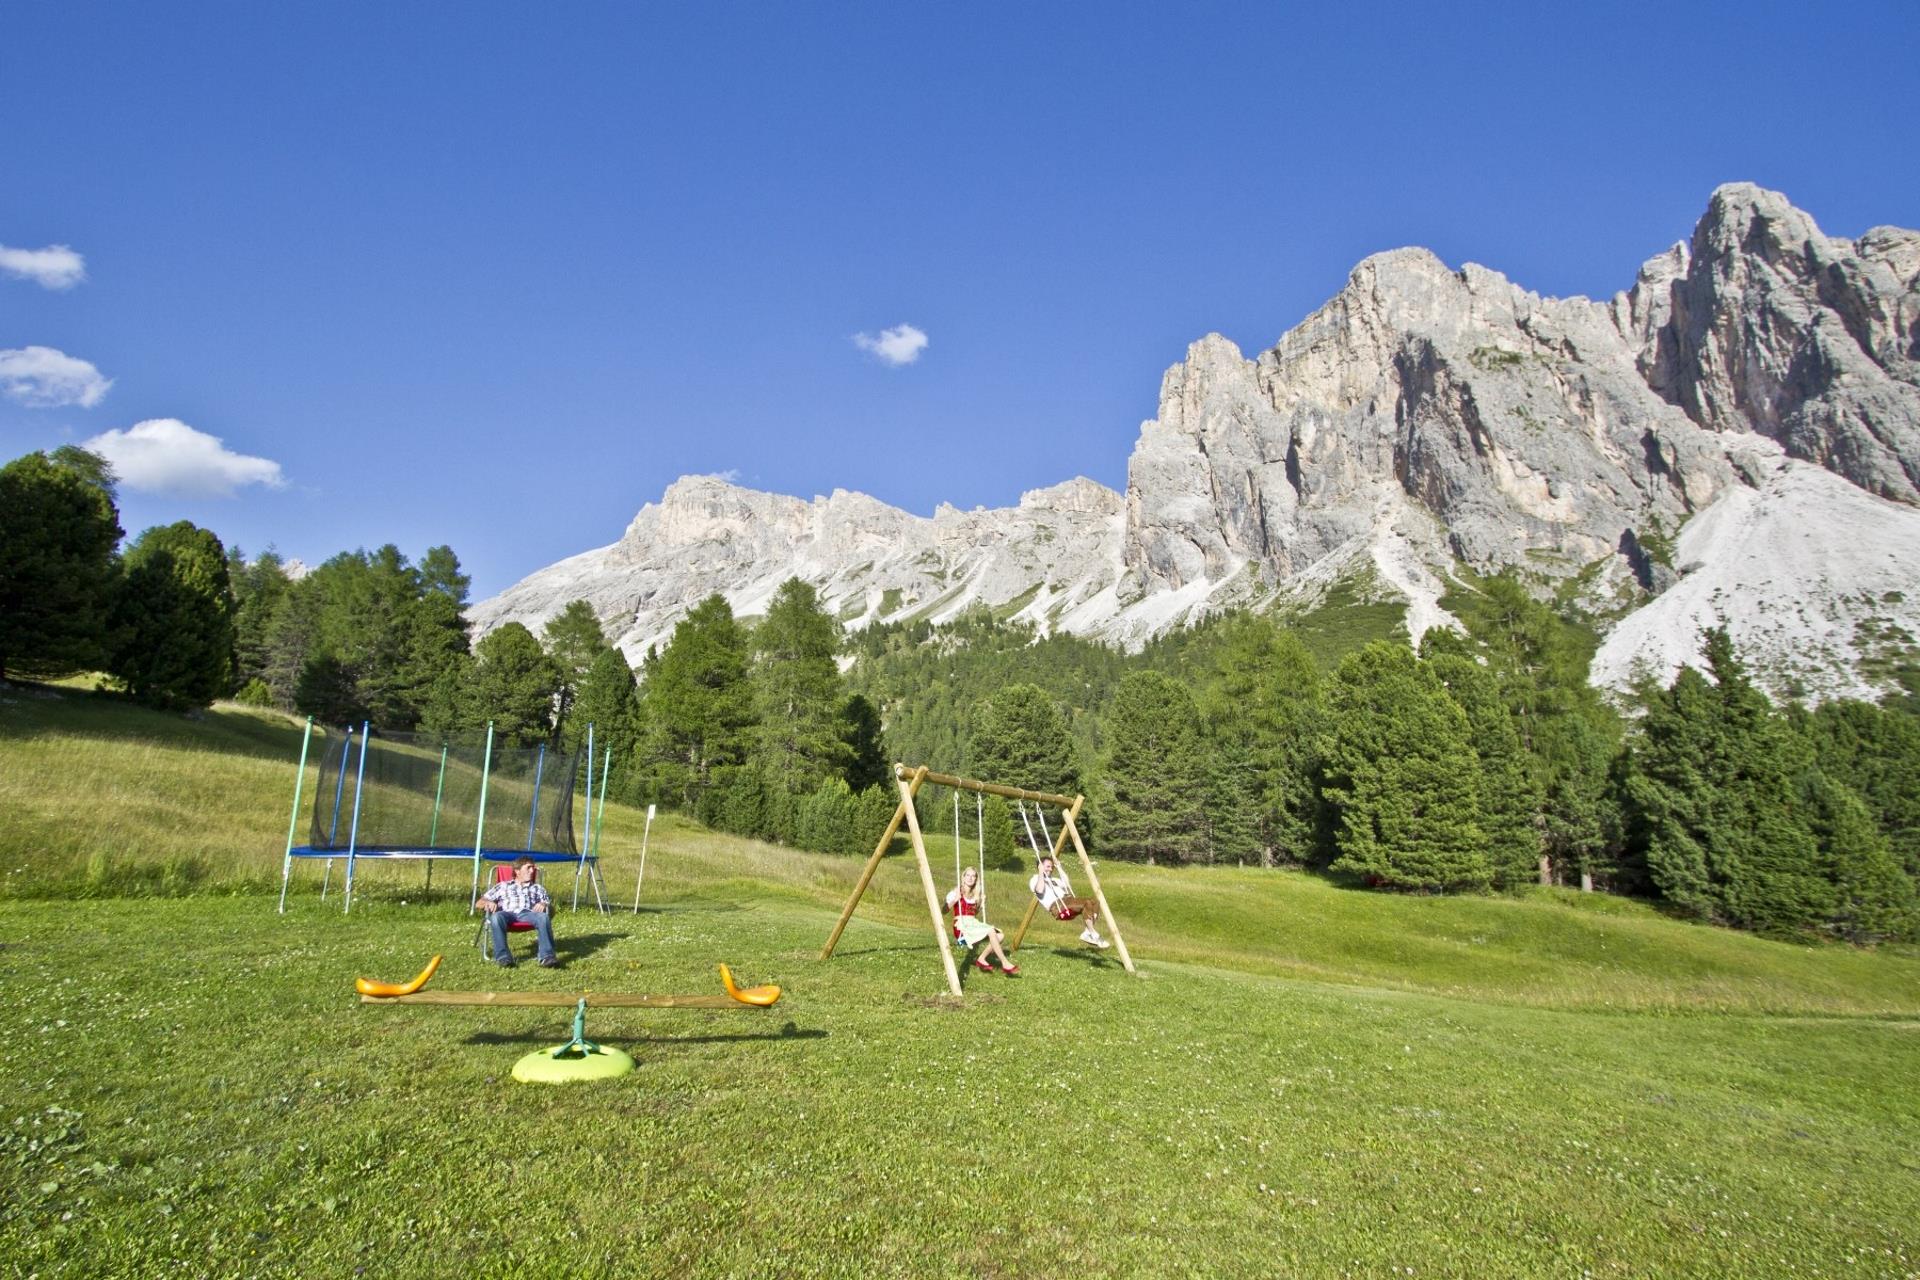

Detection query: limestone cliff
xmin=475 ymin=185 xmax=1920 ymax=702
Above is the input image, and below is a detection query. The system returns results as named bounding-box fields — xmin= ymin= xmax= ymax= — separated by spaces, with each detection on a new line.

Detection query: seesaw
xmin=354 ymin=955 xmax=782 ymax=1083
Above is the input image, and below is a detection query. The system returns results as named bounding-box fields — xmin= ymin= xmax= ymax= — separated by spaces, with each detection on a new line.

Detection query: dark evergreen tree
xmin=838 ymin=693 xmax=891 ymax=791
xmin=262 ymin=578 xmax=325 ymax=711
xmin=571 ymin=647 xmax=643 ymax=771
xmin=637 ymin=594 xmax=757 ymax=810
xmin=1426 ymin=652 xmax=1542 ymax=889
xmin=1320 ymin=642 xmax=1492 ymax=891
xmin=0 ymin=448 xmax=123 ymax=681
xmin=1623 ymin=630 xmax=1844 ymax=935
xmin=1804 ymin=699 xmax=1920 ymax=882
xmin=418 ymin=544 xmax=470 ymax=606
xmin=1190 ymin=615 xmax=1322 ymax=864
xmin=227 ymin=548 xmax=292 ymax=694
xmin=543 ymin=599 xmax=611 ymax=750
xmin=1202 ymin=756 xmax=1266 ymax=865
xmin=1100 ymin=671 xmax=1210 ymax=863
xmin=110 ymin=522 xmax=236 ymax=711
xmin=466 ymin=622 xmax=558 ymax=745
xmin=1802 ymin=770 xmax=1918 ymax=943
xmin=1439 ymin=571 xmax=1624 ymax=885
xmin=396 ymin=590 xmax=472 ymax=727
xmin=968 ymin=683 xmax=1080 ymax=793
xmin=976 ymin=794 xmax=1018 ymax=868
xmin=295 ymin=652 xmax=364 ymax=725
xmin=751 ymin=578 xmax=851 ymax=795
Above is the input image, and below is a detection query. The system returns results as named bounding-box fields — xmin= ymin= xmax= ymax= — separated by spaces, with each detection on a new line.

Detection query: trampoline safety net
xmin=308 ymin=728 xmax=579 ymax=858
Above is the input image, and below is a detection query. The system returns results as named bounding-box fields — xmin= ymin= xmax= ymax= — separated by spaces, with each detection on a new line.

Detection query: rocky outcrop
xmin=468 ymin=474 xmax=1128 ymax=658
xmin=1121 ymin=247 xmax=1737 ymax=625
xmin=1641 ymin=183 xmax=1920 ymax=502
xmin=477 ymin=185 xmax=1920 ymax=702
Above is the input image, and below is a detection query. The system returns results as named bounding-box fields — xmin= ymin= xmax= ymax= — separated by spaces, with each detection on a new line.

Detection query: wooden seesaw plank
xmin=360 ymin=991 xmax=764 ymax=1009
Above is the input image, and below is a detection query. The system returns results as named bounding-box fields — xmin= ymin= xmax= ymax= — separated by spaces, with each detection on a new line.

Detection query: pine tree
xmin=542 ymin=599 xmax=611 ymax=749
xmin=110 ymin=522 xmax=236 ymax=711
xmin=1192 ymin=615 xmax=1322 ymax=864
xmin=1438 ymin=571 xmax=1625 ymax=885
xmin=1202 ymin=756 xmax=1265 ymax=865
xmin=570 ymin=647 xmax=643 ymax=771
xmin=262 ymin=579 xmax=325 ymax=712
xmin=838 ymin=693 xmax=891 ymax=791
xmin=751 ymin=579 xmax=850 ymax=795
xmin=638 ymin=594 xmax=757 ymax=810
xmin=968 ymin=684 xmax=1079 ymax=793
xmin=1426 ymin=653 xmax=1542 ymax=889
xmin=227 ymin=548 xmax=292 ymax=694
xmin=1100 ymin=671 xmax=1210 ymax=863
xmin=295 ymin=652 xmax=364 ymax=725
xmin=1320 ymin=642 xmax=1492 ymax=891
xmin=1803 ymin=770 xmax=1918 ymax=943
xmin=1804 ymin=700 xmax=1920 ymax=882
xmin=466 ymin=622 xmax=558 ymax=746
xmin=1625 ymin=629 xmax=1836 ymax=934
xmin=0 ymin=448 xmax=123 ymax=681
xmin=396 ymin=590 xmax=472 ymax=727
xmin=418 ymin=545 xmax=470 ymax=607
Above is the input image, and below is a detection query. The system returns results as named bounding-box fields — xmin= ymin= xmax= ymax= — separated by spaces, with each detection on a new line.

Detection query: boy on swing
xmin=1029 ymin=854 xmax=1110 ymax=949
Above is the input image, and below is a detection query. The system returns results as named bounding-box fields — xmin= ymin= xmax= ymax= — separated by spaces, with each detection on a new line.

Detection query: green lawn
xmin=3 ymin=688 xmax=1919 ymax=1277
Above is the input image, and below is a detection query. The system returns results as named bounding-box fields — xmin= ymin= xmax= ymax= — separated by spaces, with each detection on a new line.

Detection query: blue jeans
xmin=489 ymin=908 xmax=555 ymax=963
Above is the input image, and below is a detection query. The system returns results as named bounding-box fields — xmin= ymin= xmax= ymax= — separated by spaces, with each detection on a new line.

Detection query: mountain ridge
xmin=473 ymin=184 xmax=1920 ymax=701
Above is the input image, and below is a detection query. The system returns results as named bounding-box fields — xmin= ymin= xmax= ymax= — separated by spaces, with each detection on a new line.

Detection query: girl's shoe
xmin=999 ymin=963 xmax=1019 ymax=975
xmin=975 ymin=958 xmax=995 ymax=971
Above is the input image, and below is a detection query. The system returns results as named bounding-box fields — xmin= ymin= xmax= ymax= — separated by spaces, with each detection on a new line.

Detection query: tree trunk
xmin=1580 ymin=870 xmax=1594 ymax=893
xmin=1538 ymin=854 xmax=1552 ymax=887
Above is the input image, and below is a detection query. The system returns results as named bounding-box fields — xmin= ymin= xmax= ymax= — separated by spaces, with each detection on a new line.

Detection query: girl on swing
xmin=946 ymin=866 xmax=1018 ymax=975
xmin=1030 ymin=854 xmax=1111 ymax=948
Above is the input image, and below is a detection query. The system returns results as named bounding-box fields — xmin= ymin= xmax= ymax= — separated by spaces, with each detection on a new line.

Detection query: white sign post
xmin=632 ymin=804 xmax=657 ymax=912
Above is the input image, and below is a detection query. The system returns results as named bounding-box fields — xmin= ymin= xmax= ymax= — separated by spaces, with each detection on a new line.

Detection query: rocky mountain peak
xmin=478 ymin=185 xmax=1920 ymax=703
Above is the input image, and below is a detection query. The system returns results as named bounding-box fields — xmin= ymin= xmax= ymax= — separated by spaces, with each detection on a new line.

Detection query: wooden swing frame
xmin=820 ymin=763 xmax=1136 ymax=996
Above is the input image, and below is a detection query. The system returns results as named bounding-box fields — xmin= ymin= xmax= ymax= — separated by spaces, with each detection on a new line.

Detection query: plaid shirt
xmin=483 ymin=876 xmax=550 ymax=914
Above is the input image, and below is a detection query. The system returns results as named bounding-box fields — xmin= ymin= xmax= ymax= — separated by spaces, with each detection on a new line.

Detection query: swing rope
xmin=976 ymin=792 xmax=986 ymax=920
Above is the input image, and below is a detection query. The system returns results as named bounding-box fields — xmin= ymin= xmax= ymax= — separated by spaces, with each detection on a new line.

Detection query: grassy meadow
xmin=2 ymin=687 xmax=1918 ymax=1277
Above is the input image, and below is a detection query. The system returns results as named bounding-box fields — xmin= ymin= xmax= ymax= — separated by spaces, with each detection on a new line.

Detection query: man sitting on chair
xmin=1029 ymin=854 xmax=1110 ymax=949
xmin=477 ymin=856 xmax=559 ymax=968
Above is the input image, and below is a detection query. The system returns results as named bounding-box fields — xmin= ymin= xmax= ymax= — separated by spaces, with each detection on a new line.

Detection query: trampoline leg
xmin=320 ymin=857 xmax=334 ymax=902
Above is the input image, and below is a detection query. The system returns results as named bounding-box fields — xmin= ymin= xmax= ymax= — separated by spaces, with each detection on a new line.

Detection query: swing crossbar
xmin=894 ymin=765 xmax=1075 ymax=808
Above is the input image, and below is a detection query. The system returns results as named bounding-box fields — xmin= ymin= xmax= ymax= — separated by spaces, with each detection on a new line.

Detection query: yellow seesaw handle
xmin=718 ymin=963 xmax=781 ymax=1006
xmin=355 ymin=954 xmax=443 ymax=998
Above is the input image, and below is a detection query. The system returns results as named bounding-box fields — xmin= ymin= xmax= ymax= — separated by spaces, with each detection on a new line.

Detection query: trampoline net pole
xmin=469 ymin=722 xmax=495 ymax=915
xmin=278 ymin=716 xmax=314 ymax=914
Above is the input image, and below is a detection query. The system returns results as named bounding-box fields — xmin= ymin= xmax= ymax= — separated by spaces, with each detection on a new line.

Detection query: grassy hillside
xmin=3 ymin=686 xmax=1919 ymax=1276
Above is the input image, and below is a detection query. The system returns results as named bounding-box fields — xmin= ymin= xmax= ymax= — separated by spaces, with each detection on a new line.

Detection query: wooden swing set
xmin=820 ymin=763 xmax=1136 ymax=996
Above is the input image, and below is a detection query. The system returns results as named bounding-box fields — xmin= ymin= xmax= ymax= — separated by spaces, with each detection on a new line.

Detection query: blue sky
xmin=4 ymin=1 xmax=1917 ymax=598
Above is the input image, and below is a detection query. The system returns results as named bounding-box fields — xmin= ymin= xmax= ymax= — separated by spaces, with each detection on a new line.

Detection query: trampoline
xmin=277 ymin=719 xmax=614 ymax=914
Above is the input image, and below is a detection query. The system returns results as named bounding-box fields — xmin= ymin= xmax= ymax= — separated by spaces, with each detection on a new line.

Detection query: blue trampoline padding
xmin=288 ymin=846 xmax=590 ymax=864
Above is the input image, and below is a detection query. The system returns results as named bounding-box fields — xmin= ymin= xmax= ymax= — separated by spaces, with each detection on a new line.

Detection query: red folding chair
xmin=476 ymin=863 xmax=540 ymax=961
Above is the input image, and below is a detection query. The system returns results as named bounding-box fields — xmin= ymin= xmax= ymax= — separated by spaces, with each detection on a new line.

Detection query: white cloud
xmin=853 ymin=323 xmax=928 ymax=367
xmin=0 ymin=243 xmax=87 ymax=290
xmin=82 ymin=419 xmax=286 ymax=498
xmin=0 ymin=346 xmax=113 ymax=408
